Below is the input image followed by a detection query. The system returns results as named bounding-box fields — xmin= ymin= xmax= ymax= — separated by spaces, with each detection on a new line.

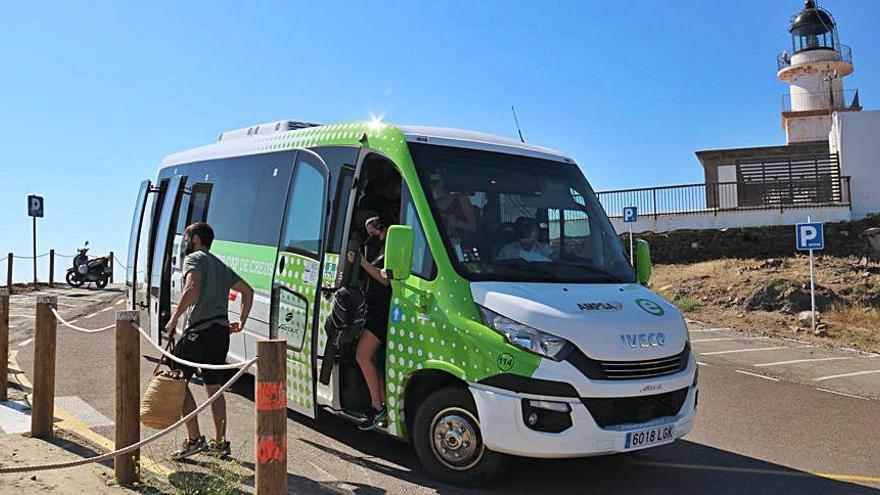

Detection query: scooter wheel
xmin=66 ymin=271 xmax=84 ymax=288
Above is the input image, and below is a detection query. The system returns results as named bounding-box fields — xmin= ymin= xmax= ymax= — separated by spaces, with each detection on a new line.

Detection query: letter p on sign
xmin=796 ymin=222 xmax=824 ymax=251
xmin=623 ymin=206 xmax=638 ymax=223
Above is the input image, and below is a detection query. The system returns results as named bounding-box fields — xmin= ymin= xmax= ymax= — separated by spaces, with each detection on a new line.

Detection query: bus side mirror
xmin=385 ymin=225 xmax=414 ymax=281
xmin=635 ymin=239 xmax=652 ymax=286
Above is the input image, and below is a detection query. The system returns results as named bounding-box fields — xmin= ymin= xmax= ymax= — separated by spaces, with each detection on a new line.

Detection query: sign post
xmin=28 ymin=195 xmax=44 ymax=288
xmin=623 ymin=206 xmax=638 ymax=266
xmin=795 ymin=218 xmax=824 ymax=331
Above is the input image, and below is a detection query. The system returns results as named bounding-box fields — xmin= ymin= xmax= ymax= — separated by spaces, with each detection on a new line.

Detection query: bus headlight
xmin=478 ymin=306 xmax=572 ymax=361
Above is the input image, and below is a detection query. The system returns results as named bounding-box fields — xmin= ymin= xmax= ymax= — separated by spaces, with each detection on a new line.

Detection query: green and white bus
xmin=126 ymin=119 xmax=697 ymax=486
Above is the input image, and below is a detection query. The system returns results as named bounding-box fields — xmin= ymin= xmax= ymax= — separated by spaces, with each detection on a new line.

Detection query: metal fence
xmin=777 ymin=44 xmax=852 ymax=71
xmin=597 ymin=177 xmax=851 ymax=219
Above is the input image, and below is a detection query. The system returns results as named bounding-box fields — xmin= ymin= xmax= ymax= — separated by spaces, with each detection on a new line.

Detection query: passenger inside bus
xmin=495 ymin=216 xmax=555 ymax=261
xmin=429 ymin=174 xmax=476 ymax=258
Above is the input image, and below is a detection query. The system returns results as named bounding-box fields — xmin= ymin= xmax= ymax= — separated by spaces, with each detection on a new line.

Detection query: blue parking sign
xmin=27 ymin=195 xmax=44 ymax=218
xmin=796 ymin=222 xmax=823 ymax=251
xmin=623 ymin=206 xmax=638 ymax=223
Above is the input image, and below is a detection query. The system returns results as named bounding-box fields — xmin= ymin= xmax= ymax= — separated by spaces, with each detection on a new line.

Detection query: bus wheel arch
xmin=405 ymin=370 xmax=509 ymax=486
xmin=403 ymin=369 xmax=466 ymax=439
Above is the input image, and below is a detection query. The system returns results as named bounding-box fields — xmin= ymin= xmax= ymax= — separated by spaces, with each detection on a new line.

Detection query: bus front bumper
xmin=469 ymin=383 xmax=697 ymax=458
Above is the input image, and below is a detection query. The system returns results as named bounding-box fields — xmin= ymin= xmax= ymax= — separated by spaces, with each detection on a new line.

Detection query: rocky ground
xmin=652 ymin=255 xmax=880 ymax=353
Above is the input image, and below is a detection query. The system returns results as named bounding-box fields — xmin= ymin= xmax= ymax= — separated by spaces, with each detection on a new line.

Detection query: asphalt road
xmin=10 ymin=288 xmax=880 ymax=494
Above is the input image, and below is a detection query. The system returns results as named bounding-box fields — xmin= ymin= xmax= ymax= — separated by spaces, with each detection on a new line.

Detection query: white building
xmin=603 ymin=0 xmax=876 ymax=234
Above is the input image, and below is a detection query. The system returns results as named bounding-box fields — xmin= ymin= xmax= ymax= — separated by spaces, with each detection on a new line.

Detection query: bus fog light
xmin=527 ymin=413 xmax=538 ymax=426
xmin=528 ymin=400 xmax=571 ymax=413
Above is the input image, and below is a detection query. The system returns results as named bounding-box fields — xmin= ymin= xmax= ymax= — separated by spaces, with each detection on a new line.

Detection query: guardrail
xmin=777 ymin=44 xmax=852 ymax=71
xmin=597 ymin=177 xmax=851 ymax=219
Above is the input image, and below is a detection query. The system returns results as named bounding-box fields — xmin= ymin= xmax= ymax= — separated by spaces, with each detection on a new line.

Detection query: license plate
xmin=624 ymin=424 xmax=675 ymax=450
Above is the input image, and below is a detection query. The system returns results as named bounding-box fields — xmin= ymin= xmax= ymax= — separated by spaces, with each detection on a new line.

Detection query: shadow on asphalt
xmin=220 ymin=374 xmax=878 ymax=495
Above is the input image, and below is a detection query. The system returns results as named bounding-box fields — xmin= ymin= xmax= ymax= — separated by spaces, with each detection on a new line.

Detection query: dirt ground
xmin=652 ymin=255 xmax=880 ymax=353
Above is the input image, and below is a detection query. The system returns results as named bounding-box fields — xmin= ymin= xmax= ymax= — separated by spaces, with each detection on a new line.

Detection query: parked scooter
xmin=66 ymin=241 xmax=112 ymax=289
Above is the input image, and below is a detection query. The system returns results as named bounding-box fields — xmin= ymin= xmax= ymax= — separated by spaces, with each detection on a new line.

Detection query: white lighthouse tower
xmin=777 ymin=0 xmax=860 ymax=144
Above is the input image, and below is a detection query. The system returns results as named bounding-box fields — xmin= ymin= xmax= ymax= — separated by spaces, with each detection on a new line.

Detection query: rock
xmin=814 ymin=324 xmax=828 ymax=337
xmin=744 ymin=284 xmax=780 ymax=311
xmin=781 ymin=286 xmax=812 ymax=313
xmin=759 ymin=258 xmax=784 ymax=269
xmin=798 ymin=310 xmax=819 ymax=327
xmin=672 ymin=288 xmax=688 ymax=301
xmin=788 ymin=325 xmax=802 ymax=333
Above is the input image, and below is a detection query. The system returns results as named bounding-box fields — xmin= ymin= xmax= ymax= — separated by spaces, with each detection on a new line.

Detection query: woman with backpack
xmin=346 ymin=216 xmax=391 ymax=430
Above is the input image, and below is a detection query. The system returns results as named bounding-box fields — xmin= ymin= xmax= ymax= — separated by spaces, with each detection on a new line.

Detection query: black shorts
xmin=364 ymin=300 xmax=389 ymax=342
xmin=169 ymin=323 xmax=231 ymax=385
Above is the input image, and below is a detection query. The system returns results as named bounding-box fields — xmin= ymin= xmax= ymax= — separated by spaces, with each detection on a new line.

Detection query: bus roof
xmin=160 ymin=120 xmax=573 ymax=169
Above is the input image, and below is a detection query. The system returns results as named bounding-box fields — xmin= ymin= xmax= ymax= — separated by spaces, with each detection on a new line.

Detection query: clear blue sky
xmin=1 ymin=1 xmax=877 ymax=282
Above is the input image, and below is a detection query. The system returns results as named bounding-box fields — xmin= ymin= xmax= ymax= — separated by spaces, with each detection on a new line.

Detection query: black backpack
xmin=319 ymin=254 xmax=368 ymax=385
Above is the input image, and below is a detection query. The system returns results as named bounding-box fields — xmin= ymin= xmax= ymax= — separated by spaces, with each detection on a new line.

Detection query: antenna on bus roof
xmin=511 ymin=106 xmax=526 ymax=144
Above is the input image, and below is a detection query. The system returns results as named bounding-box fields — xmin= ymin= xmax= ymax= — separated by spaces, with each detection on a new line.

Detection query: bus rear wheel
xmin=412 ymin=387 xmax=508 ymax=487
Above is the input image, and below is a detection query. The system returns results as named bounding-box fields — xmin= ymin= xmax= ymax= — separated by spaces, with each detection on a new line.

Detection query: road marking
xmin=55 ymin=396 xmax=114 ymax=427
xmin=814 ymin=369 xmax=880 ymax=382
xmin=100 ymin=306 xmax=114 ymax=313
xmin=10 ymin=314 xmax=35 ymax=319
xmin=815 ymin=388 xmax=870 ymax=401
xmin=691 ymin=337 xmax=768 ymax=343
xmin=735 ymin=370 xmax=780 ymax=381
xmin=632 ymin=460 xmax=880 ymax=484
xmin=701 ymin=346 xmax=787 ymax=356
xmin=0 ymin=400 xmax=33 ymax=434
xmin=755 ymin=357 xmax=852 ymax=367
xmin=695 ymin=361 xmax=708 ymax=366
xmin=17 ymin=338 xmax=33 ymax=347
xmin=116 ymin=299 xmax=125 ymax=305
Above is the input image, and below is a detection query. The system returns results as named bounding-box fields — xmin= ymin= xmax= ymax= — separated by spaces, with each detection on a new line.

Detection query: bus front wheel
xmin=412 ymin=386 xmax=509 ymax=487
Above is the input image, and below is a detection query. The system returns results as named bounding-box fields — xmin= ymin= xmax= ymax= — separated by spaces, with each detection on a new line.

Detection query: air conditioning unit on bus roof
xmin=218 ymin=120 xmax=321 ymax=142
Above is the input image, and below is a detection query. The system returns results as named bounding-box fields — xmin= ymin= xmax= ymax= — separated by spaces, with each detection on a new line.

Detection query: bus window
xmin=401 ymin=184 xmax=436 ymax=279
xmin=281 ymin=159 xmax=326 ymax=257
xmin=188 ymin=184 xmax=212 ymax=224
xmin=328 ymin=168 xmax=355 ymax=254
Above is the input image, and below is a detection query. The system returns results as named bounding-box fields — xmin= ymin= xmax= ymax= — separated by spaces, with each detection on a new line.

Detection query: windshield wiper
xmin=487 ymin=260 xmax=565 ymax=282
xmin=549 ymin=261 xmax=628 ymax=283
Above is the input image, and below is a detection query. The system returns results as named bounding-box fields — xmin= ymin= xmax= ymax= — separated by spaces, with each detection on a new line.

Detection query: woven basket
xmin=140 ymin=373 xmax=187 ymax=429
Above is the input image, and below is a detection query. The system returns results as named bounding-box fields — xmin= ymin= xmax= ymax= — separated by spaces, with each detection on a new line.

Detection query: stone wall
xmin=622 ymin=214 xmax=880 ymax=264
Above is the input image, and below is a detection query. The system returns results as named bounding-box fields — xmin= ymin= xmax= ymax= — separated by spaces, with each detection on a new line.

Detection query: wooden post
xmin=255 ymin=340 xmax=287 ymax=495
xmin=31 ymin=295 xmax=57 ymax=438
xmin=6 ymin=254 xmax=12 ymax=293
xmin=115 ymin=310 xmax=140 ymax=484
xmin=49 ymin=249 xmax=55 ymax=288
xmin=109 ymin=251 xmax=114 ymax=284
xmin=0 ymin=288 xmax=9 ymax=402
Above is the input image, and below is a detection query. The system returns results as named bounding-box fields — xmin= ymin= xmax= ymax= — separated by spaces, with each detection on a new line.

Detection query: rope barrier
xmin=49 ymin=306 xmax=115 ymax=334
xmin=0 ymin=357 xmax=257 ymax=474
xmin=12 ymin=253 xmax=49 ymax=259
xmin=134 ymin=324 xmax=252 ymax=370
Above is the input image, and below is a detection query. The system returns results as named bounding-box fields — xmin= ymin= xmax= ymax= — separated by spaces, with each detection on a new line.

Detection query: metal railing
xmin=782 ymin=88 xmax=860 ymax=113
xmin=597 ymin=176 xmax=851 ymax=219
xmin=777 ymin=44 xmax=852 ymax=71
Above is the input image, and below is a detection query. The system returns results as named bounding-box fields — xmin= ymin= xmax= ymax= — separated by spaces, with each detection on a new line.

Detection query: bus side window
xmin=401 ymin=183 xmax=436 ymax=279
xmin=187 ymin=184 xmax=212 ymax=224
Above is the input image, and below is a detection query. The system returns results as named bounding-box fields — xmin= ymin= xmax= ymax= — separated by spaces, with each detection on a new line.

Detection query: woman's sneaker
xmin=171 ymin=436 xmax=206 ymax=460
xmin=206 ymin=439 xmax=232 ymax=460
xmin=358 ymin=406 xmax=387 ymax=431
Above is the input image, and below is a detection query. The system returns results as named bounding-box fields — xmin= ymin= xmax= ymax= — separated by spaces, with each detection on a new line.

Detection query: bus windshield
xmin=409 ymin=143 xmax=636 ymax=284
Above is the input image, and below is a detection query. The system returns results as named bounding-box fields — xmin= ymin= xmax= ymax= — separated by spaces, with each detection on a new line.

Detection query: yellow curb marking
xmin=634 ymin=460 xmax=880 ymax=484
xmin=8 ymin=350 xmax=172 ymax=477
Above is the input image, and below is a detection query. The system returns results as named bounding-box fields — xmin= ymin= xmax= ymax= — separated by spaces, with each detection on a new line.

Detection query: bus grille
xmin=581 ymin=388 xmax=689 ymax=428
xmin=565 ymin=343 xmax=690 ymax=381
